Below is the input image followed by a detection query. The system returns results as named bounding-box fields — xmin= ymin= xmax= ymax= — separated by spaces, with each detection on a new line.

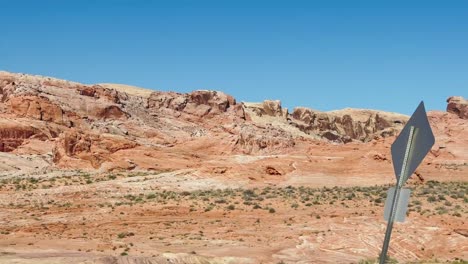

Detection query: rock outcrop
xmin=235 ymin=124 xmax=295 ymax=154
xmin=0 ymin=71 xmax=465 ymax=174
xmin=0 ymin=120 xmax=47 ymax=152
xmin=447 ymin=96 xmax=468 ymax=119
xmin=8 ymin=96 xmax=65 ymax=125
xmin=53 ymin=130 xmax=138 ymax=169
xmin=244 ymin=100 xmax=288 ymax=120
xmin=290 ymin=107 xmax=407 ymax=143
xmin=148 ymin=90 xmax=236 ymax=117
xmin=243 ymin=100 xmax=407 ymax=143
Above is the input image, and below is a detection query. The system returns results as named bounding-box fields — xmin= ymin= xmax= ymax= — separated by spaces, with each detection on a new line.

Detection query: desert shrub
xmin=204 ymin=204 xmax=214 ymax=212
xmin=215 ymin=199 xmax=227 ymax=204
xmin=117 ymin=232 xmax=134 ymax=239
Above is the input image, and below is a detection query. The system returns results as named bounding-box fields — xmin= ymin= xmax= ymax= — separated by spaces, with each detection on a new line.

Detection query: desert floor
xmin=0 ymin=171 xmax=466 ymax=264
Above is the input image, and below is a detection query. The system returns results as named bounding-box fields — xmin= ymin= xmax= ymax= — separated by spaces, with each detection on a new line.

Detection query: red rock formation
xmin=8 ymin=96 xmax=64 ymax=124
xmin=235 ymin=124 xmax=295 ymax=154
xmin=0 ymin=121 xmax=47 ymax=152
xmin=447 ymin=96 xmax=468 ymax=119
xmin=53 ymin=130 xmax=138 ymax=169
xmin=96 ymin=105 xmax=129 ymax=120
xmin=148 ymin=91 xmax=188 ymax=110
xmin=262 ymin=100 xmax=285 ymax=117
xmin=189 ymin=90 xmax=235 ymax=113
xmin=0 ymin=71 xmax=465 ymax=178
xmin=244 ymin=100 xmax=288 ymax=119
xmin=148 ymin=90 xmax=236 ymax=117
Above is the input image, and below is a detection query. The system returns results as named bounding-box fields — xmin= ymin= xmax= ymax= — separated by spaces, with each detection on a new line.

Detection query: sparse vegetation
xmin=0 ymin=173 xmax=466 ymax=263
xmin=1 ymin=176 xmax=465 ymax=218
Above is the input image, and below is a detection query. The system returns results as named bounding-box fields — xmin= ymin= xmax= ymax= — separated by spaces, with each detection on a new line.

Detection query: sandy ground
xmin=0 ymin=170 xmax=466 ymax=264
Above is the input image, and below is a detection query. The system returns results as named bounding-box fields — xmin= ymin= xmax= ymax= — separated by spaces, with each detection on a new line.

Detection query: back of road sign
xmin=384 ymin=187 xmax=411 ymax=222
xmin=391 ymin=102 xmax=435 ymax=183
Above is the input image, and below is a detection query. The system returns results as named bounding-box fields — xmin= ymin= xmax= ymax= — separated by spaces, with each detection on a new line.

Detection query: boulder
xmin=262 ymin=100 xmax=288 ymax=117
xmin=447 ymin=96 xmax=468 ymax=119
xmin=148 ymin=91 xmax=188 ymax=110
xmin=186 ymin=90 xmax=235 ymax=116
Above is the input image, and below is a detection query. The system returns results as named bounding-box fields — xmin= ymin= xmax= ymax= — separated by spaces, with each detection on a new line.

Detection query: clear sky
xmin=1 ymin=0 xmax=467 ymax=114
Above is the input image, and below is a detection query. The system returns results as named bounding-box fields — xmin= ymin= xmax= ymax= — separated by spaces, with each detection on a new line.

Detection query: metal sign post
xmin=379 ymin=127 xmax=415 ymax=264
xmin=379 ymin=102 xmax=435 ymax=264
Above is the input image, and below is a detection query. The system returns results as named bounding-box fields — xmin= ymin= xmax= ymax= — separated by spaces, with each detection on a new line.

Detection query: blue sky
xmin=1 ymin=0 xmax=467 ymax=114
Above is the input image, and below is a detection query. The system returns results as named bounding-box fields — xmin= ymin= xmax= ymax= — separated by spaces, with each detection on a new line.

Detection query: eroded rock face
xmin=290 ymin=107 xmax=405 ymax=142
xmin=189 ymin=90 xmax=235 ymax=113
xmin=148 ymin=91 xmax=188 ymax=110
xmin=0 ymin=76 xmax=17 ymax=102
xmin=1 ymin=71 xmax=463 ymax=172
xmin=243 ymin=100 xmax=288 ymax=120
xmin=148 ymin=90 xmax=236 ymax=117
xmin=53 ymin=130 xmax=138 ymax=169
xmin=447 ymin=96 xmax=468 ymax=119
xmin=96 ymin=105 xmax=130 ymax=120
xmin=0 ymin=121 xmax=47 ymax=152
xmin=235 ymin=124 xmax=295 ymax=154
xmin=8 ymin=96 xmax=65 ymax=124
xmin=262 ymin=100 xmax=284 ymax=117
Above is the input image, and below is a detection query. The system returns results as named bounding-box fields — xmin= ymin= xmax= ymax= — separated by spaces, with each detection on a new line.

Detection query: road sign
xmin=384 ymin=187 xmax=411 ymax=222
xmin=391 ymin=101 xmax=435 ymax=183
xmin=379 ymin=101 xmax=435 ymax=264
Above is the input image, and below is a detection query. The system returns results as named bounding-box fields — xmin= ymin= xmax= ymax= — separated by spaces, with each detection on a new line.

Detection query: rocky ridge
xmin=0 ymin=71 xmax=466 ymax=181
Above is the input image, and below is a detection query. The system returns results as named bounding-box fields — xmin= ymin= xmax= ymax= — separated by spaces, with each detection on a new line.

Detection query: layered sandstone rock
xmin=244 ymin=100 xmax=288 ymax=120
xmin=234 ymin=124 xmax=295 ymax=154
xmin=0 ymin=71 xmax=465 ymax=175
xmin=8 ymin=96 xmax=65 ymax=124
xmin=290 ymin=107 xmax=407 ymax=142
xmin=0 ymin=120 xmax=47 ymax=152
xmin=148 ymin=90 xmax=237 ymax=117
xmin=244 ymin=100 xmax=407 ymax=143
xmin=53 ymin=129 xmax=138 ymax=169
xmin=447 ymin=96 xmax=468 ymax=119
